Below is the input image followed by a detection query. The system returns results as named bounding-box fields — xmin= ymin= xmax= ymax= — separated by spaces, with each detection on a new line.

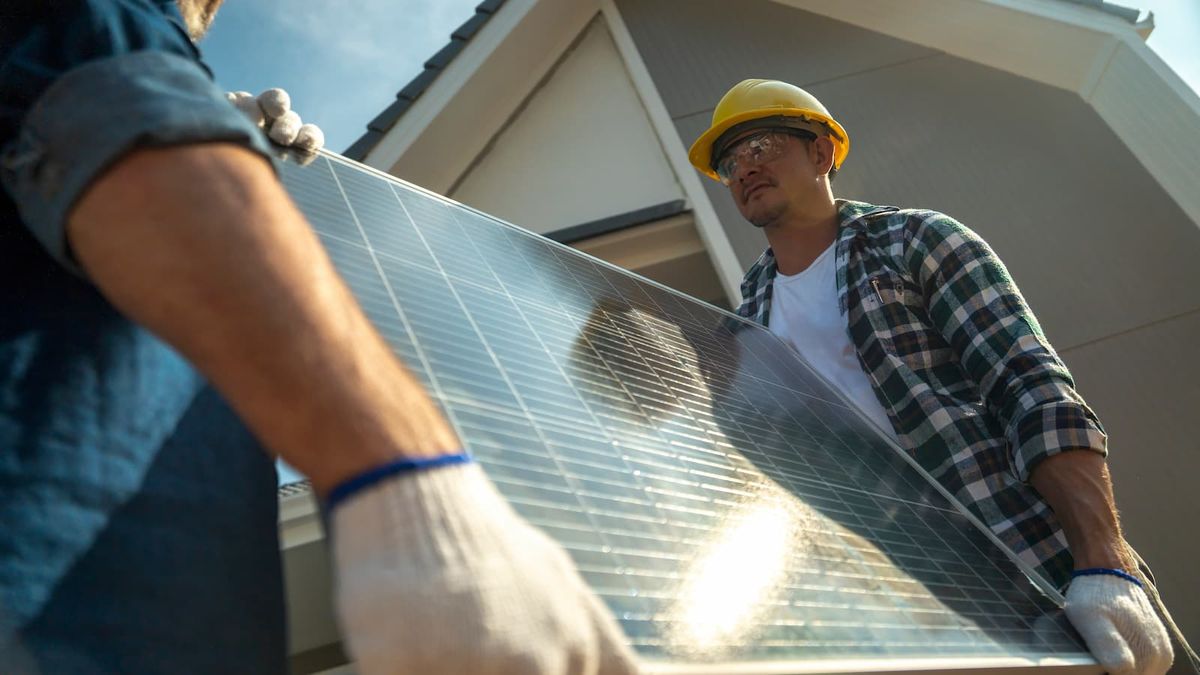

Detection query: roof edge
xmin=343 ymin=0 xmax=509 ymax=159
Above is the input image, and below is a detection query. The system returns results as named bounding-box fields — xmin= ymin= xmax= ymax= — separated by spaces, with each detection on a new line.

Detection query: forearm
xmin=1029 ymin=449 xmax=1133 ymax=571
xmin=67 ymin=143 xmax=458 ymax=494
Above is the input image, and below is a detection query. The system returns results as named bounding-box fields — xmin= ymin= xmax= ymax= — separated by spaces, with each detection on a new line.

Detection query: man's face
xmin=717 ymin=129 xmax=827 ymax=229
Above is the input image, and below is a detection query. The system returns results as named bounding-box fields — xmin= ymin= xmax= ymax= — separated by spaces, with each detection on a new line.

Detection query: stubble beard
xmin=176 ymin=0 xmax=225 ymax=40
xmin=748 ymin=201 xmax=788 ymax=229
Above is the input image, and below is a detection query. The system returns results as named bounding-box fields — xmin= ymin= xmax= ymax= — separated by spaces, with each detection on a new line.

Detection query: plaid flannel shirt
xmin=737 ymin=199 xmax=1108 ymax=589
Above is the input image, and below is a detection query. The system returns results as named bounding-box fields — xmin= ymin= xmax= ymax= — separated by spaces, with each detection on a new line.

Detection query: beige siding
xmin=451 ymin=17 xmax=684 ymax=235
xmin=801 ymin=52 xmax=1200 ymax=352
xmin=613 ymin=0 xmax=936 ymax=118
xmin=1059 ymin=311 xmax=1200 ymax=640
xmin=617 ymin=0 xmax=1200 ymax=645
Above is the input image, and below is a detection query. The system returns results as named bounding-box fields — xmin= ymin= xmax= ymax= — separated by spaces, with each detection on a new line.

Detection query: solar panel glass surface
xmin=277 ymin=151 xmax=1092 ymax=669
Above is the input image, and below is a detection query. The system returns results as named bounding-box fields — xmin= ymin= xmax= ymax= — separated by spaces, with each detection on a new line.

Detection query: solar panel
xmin=276 ymin=150 xmax=1096 ymax=673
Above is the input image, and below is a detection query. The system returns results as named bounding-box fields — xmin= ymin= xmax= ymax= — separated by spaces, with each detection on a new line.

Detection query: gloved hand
xmin=226 ymin=88 xmax=324 ymax=152
xmin=1065 ymin=573 xmax=1173 ymax=675
xmin=332 ymin=461 xmax=640 ymax=675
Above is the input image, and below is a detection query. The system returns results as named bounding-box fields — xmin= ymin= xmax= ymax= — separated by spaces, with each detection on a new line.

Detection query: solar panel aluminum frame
xmin=273 ymin=148 xmax=1101 ymax=675
xmin=642 ymin=655 xmax=1098 ymax=675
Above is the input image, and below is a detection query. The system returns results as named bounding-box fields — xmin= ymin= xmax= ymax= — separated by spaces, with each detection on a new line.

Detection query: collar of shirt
xmin=737 ymin=199 xmax=896 ymax=325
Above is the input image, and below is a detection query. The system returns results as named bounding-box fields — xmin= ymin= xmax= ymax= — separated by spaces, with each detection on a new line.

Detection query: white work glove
xmin=225 ymin=88 xmax=324 ymax=152
xmin=1065 ymin=573 xmax=1173 ymax=675
xmin=332 ymin=462 xmax=640 ymax=675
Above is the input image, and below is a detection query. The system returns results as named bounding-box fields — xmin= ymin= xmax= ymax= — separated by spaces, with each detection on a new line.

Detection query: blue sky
xmin=201 ymin=0 xmax=1200 ymax=156
xmin=202 ymin=0 xmax=482 ymax=153
xmin=1139 ymin=0 xmax=1200 ymax=91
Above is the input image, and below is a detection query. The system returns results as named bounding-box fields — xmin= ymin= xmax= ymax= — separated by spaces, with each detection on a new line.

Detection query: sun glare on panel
xmin=674 ymin=499 xmax=795 ymax=648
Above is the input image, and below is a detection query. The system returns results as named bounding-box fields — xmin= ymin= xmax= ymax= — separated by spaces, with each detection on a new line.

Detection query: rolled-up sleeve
xmin=904 ymin=212 xmax=1108 ymax=482
xmin=0 ymin=2 xmax=272 ymax=276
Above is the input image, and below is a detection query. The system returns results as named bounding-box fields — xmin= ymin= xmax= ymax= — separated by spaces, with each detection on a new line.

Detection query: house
xmin=282 ymin=0 xmax=1200 ymax=670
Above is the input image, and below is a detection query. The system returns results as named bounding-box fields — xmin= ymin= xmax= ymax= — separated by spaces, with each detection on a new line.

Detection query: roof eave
xmin=343 ymin=0 xmax=510 ymax=160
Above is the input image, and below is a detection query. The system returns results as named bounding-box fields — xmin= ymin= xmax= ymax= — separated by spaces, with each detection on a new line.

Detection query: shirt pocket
xmin=860 ymin=270 xmax=955 ymax=372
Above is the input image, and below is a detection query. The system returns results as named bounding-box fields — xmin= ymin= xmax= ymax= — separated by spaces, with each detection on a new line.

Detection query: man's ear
xmin=810 ymin=136 xmax=836 ymax=177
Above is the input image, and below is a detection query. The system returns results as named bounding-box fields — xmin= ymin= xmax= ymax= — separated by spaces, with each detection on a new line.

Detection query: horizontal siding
xmin=614 ymin=0 xmax=936 ymax=118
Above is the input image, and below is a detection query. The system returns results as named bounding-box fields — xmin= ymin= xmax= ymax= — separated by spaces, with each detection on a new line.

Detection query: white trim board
xmin=279 ymin=488 xmax=322 ymax=550
xmin=768 ymin=0 xmax=1143 ymax=94
xmin=600 ymin=0 xmax=745 ymax=306
xmin=448 ymin=15 xmax=687 ymax=236
xmin=364 ymin=0 xmax=601 ymax=194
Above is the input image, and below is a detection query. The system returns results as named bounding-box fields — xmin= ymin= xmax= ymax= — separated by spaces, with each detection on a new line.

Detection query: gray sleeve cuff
xmin=0 ymin=49 xmax=274 ymax=276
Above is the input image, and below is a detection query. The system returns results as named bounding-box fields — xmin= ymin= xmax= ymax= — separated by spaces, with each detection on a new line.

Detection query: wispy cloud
xmin=203 ymin=0 xmax=481 ymax=151
xmin=260 ymin=0 xmax=448 ymax=65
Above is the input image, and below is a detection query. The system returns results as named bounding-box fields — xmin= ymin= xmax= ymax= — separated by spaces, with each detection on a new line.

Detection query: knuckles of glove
xmin=257 ymin=87 xmax=290 ymax=119
xmin=294 ymin=124 xmax=324 ymax=152
xmin=1064 ymin=575 xmax=1172 ymax=675
xmin=225 ymin=88 xmax=324 ymax=153
xmin=267 ymin=110 xmax=301 ymax=146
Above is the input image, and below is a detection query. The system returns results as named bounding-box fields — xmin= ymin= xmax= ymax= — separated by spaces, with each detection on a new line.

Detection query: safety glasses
xmin=714 ymin=129 xmax=816 ymax=185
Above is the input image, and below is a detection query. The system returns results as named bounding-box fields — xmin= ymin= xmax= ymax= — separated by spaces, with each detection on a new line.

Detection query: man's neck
xmin=764 ymin=198 xmax=840 ymax=276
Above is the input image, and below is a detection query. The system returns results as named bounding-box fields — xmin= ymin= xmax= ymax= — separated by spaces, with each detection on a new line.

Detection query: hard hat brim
xmin=688 ymin=108 xmax=850 ymax=182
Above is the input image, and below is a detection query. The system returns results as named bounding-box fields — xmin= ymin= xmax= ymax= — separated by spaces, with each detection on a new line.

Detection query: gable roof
xmin=341 ymin=0 xmax=1148 ymax=161
xmin=343 ymin=0 xmax=508 ymax=160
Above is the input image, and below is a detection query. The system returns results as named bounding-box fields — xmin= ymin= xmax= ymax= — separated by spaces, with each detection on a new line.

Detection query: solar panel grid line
xmin=921 ymin=512 xmax=1055 ymax=626
xmin=686 ymin=348 xmax=1060 ymax=643
xmin=386 ymin=177 xmax=653 ymax=570
xmin=710 ymin=400 xmax=881 ymax=499
xmin=600 ymin=319 xmax=741 ymax=454
xmin=842 ymin=440 xmax=1069 ymax=605
xmin=658 ymin=411 xmax=717 ymax=438
xmin=276 ymin=151 xmax=1095 ymax=671
xmin=558 ymin=344 xmax=708 ymax=473
xmin=322 ymin=161 xmax=454 ymax=413
xmin=312 ymin=228 xmax=374 ymax=256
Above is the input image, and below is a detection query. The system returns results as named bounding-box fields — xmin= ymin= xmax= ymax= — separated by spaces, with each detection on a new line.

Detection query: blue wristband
xmin=326 ymin=452 xmax=473 ymax=510
xmin=1071 ymin=567 xmax=1143 ymax=588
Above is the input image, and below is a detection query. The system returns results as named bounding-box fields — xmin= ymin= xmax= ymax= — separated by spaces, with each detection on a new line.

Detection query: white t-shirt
xmin=768 ymin=243 xmax=898 ymax=441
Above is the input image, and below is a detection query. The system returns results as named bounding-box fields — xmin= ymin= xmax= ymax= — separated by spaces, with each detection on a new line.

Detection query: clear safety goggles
xmin=714 ymin=128 xmax=816 ymax=185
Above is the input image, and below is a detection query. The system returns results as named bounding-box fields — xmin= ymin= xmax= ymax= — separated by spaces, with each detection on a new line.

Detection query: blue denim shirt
xmin=1 ymin=2 xmax=286 ymax=672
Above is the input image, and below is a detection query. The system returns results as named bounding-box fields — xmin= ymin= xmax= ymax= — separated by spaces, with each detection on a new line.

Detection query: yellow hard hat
xmin=688 ymin=79 xmax=850 ymax=182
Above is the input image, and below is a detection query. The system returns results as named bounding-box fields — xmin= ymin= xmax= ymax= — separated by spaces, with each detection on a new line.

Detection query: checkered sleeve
xmin=903 ymin=212 xmax=1107 ymax=482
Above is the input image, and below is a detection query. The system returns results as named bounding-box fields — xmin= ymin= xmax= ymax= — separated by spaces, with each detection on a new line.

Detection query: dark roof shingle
xmin=343 ymin=0 xmax=509 ymax=160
